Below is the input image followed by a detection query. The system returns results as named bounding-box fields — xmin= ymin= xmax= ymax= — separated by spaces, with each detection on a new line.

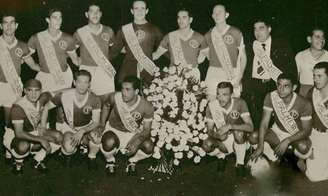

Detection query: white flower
xmin=163 ymin=67 xmax=169 ymax=73
xmin=165 ymin=143 xmax=172 ymax=150
xmin=192 ymin=137 xmax=200 ymax=144
xmin=194 ymin=156 xmax=201 ymax=163
xmin=182 ymin=111 xmax=189 ymax=119
xmin=192 ymin=130 xmax=199 ymax=136
xmin=156 ymin=109 xmax=164 ymax=115
xmin=153 ymin=151 xmax=161 ymax=159
xmin=156 ymin=140 xmax=164 ymax=148
xmin=143 ymin=89 xmax=149 ymax=95
xmin=174 ymin=152 xmax=183 ymax=159
xmin=187 ymin=151 xmax=194 ymax=159
xmin=154 ymin=71 xmax=160 ymax=77
xmin=156 ymin=86 xmax=162 ymax=93
xmin=173 ymin=159 xmax=180 ymax=166
xmin=154 ymin=114 xmax=161 ymax=122
xmin=192 ymin=85 xmax=199 ymax=92
xmin=184 ymin=145 xmax=190 ymax=152
xmin=198 ymin=148 xmax=206 ymax=157
xmin=185 ymin=72 xmax=191 ymax=78
xmin=200 ymin=81 xmax=206 ymax=88
xmin=150 ymin=130 xmax=157 ymax=137
xmin=172 ymin=146 xmax=179 ymax=152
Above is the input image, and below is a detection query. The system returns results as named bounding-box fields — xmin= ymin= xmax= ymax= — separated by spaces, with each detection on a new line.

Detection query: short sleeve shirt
xmin=263 ymin=92 xmax=312 ymax=132
xmin=28 ymin=31 xmax=76 ymax=73
xmin=206 ymin=98 xmax=250 ymax=127
xmin=0 ymin=38 xmax=30 ymax=82
xmin=105 ymin=92 xmax=154 ymax=133
xmin=74 ymin=25 xmax=115 ymax=67
xmin=201 ymin=25 xmax=244 ymax=68
xmin=51 ymin=90 xmax=101 ymax=127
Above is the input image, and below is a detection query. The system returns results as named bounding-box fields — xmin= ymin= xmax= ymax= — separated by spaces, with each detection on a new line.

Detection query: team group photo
xmin=0 ymin=0 xmax=328 ymax=195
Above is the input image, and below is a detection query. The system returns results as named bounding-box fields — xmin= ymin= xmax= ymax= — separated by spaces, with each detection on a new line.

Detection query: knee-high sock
xmin=100 ymin=146 xmax=117 ymax=162
xmin=88 ymin=141 xmax=100 ymax=159
xmin=32 ymin=149 xmax=46 ymax=162
xmin=128 ymin=150 xmax=151 ymax=163
xmin=234 ymin=142 xmax=247 ymax=165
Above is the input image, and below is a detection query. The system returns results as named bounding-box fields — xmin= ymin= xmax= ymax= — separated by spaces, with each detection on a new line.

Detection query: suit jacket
xmin=242 ymin=38 xmax=296 ymax=94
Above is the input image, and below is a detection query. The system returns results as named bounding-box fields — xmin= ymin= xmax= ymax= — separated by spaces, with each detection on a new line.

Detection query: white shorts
xmin=205 ymin=66 xmax=241 ymax=98
xmin=306 ymin=129 xmax=328 ymax=182
xmin=80 ymin=65 xmax=115 ymax=96
xmin=271 ymin=123 xmax=291 ymax=142
xmin=0 ymin=81 xmax=21 ymax=107
xmin=36 ymin=66 xmax=73 ymax=92
xmin=105 ymin=123 xmax=135 ymax=151
xmin=222 ymin=133 xmax=235 ymax=154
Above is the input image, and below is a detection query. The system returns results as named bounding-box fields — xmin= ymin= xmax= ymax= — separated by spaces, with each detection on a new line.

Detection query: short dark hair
xmin=178 ymin=8 xmax=193 ymax=18
xmin=24 ymin=79 xmax=42 ymax=89
xmin=122 ymin=75 xmax=142 ymax=91
xmin=314 ymin=62 xmax=328 ymax=76
xmin=277 ymin=73 xmax=297 ymax=85
xmin=1 ymin=12 xmax=16 ymax=22
xmin=254 ymin=17 xmax=272 ymax=28
xmin=74 ymin=69 xmax=92 ymax=82
xmin=131 ymin=0 xmax=148 ymax=9
xmin=47 ymin=8 xmax=62 ymax=18
xmin=308 ymin=27 xmax=325 ymax=37
xmin=217 ymin=82 xmax=233 ymax=94
xmin=213 ymin=4 xmax=228 ymax=13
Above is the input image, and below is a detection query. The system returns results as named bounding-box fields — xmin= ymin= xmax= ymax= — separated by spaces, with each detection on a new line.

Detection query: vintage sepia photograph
xmin=0 ymin=0 xmax=327 ymax=195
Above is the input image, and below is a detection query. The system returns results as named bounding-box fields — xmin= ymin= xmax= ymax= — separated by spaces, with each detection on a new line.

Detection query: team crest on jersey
xmin=223 ymin=34 xmax=234 ymax=45
xmin=230 ymin=110 xmax=240 ymax=119
xmin=289 ymin=110 xmax=299 ymax=119
xmin=15 ymin=48 xmax=23 ymax=57
xmin=101 ymin=32 xmax=110 ymax=42
xmin=189 ymin=39 xmax=199 ymax=49
xmin=136 ymin=30 xmax=146 ymax=41
xmin=59 ymin=40 xmax=67 ymax=50
xmin=83 ymin=105 xmax=93 ymax=115
xmin=131 ymin=111 xmax=142 ymax=121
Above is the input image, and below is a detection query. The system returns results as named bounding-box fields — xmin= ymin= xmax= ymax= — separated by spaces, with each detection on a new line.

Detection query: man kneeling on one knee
xmin=98 ymin=75 xmax=154 ymax=176
xmin=202 ymin=82 xmax=254 ymax=176
xmin=3 ymin=79 xmax=62 ymax=174
xmin=250 ymin=73 xmax=313 ymax=172
xmin=40 ymin=70 xmax=102 ymax=170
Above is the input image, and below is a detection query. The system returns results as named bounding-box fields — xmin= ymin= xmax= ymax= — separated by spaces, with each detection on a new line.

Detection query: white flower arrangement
xmin=144 ymin=65 xmax=208 ymax=165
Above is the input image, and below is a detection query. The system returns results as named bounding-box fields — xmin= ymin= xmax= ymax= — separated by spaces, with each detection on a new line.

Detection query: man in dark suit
xmin=242 ymin=18 xmax=296 ymax=129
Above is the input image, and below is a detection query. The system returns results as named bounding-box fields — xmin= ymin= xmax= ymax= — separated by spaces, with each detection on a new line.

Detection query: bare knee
xmin=141 ymin=140 xmax=154 ymax=155
xmin=13 ymin=139 xmax=30 ymax=155
xmin=233 ymin=131 xmax=245 ymax=144
xmin=248 ymin=131 xmax=258 ymax=145
xmin=101 ymin=131 xmax=119 ymax=152
xmin=202 ymin=138 xmax=214 ymax=153
xmin=294 ymin=139 xmax=311 ymax=154
xmin=53 ymin=131 xmax=63 ymax=144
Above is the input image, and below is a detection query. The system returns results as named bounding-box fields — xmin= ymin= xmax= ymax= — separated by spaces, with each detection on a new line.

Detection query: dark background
xmin=1 ymin=0 xmax=328 ymax=81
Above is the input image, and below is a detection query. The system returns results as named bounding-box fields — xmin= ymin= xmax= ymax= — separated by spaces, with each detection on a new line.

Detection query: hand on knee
xmin=62 ymin=132 xmax=76 ymax=155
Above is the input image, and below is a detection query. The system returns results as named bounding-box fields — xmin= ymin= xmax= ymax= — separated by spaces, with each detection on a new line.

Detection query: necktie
xmin=257 ymin=43 xmax=266 ymax=75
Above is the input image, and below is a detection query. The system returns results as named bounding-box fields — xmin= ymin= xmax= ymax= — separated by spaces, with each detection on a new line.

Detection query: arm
xmin=23 ymin=56 xmax=40 ymax=72
xmin=13 ymin=122 xmax=44 ymax=143
xmin=286 ymin=119 xmax=312 ymax=144
xmin=67 ymin=50 xmax=81 ymax=67
xmin=257 ymin=109 xmax=272 ymax=149
xmin=230 ymin=114 xmax=253 ymax=132
xmin=40 ymin=101 xmax=57 ymax=129
xmin=238 ymin=47 xmax=247 ymax=82
xmin=152 ymin=46 xmax=168 ymax=60
xmin=77 ymin=109 xmax=100 ymax=134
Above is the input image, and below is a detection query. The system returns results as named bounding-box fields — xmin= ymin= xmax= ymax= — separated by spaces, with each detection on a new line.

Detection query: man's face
xmin=216 ymin=87 xmax=232 ymax=107
xmin=86 ymin=5 xmax=102 ymax=24
xmin=131 ymin=1 xmax=148 ymax=21
xmin=314 ymin=68 xmax=328 ymax=89
xmin=177 ymin=11 xmax=192 ymax=29
xmin=309 ymin=30 xmax=325 ymax=50
xmin=212 ymin=5 xmax=228 ymax=24
xmin=276 ymin=79 xmax=295 ymax=98
xmin=1 ymin=16 xmax=17 ymax=36
xmin=24 ymin=87 xmax=41 ymax=103
xmin=75 ymin=75 xmax=90 ymax=94
xmin=254 ymin=22 xmax=271 ymax=42
xmin=122 ymin=82 xmax=138 ymax=103
xmin=47 ymin=11 xmax=62 ymax=30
